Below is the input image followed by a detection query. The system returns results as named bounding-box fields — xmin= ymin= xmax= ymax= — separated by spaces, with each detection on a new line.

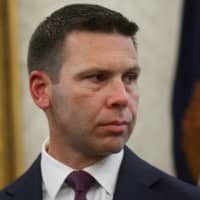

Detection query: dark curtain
xmin=172 ymin=0 xmax=200 ymax=185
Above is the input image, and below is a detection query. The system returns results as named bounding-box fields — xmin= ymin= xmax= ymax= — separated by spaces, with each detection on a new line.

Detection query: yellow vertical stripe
xmin=0 ymin=0 xmax=22 ymax=187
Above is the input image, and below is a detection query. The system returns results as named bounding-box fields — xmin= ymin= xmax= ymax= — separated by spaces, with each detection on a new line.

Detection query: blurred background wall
xmin=15 ymin=0 xmax=183 ymax=176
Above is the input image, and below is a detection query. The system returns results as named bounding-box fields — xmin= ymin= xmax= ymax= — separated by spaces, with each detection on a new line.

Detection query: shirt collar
xmin=84 ymin=149 xmax=123 ymax=195
xmin=41 ymin=138 xmax=74 ymax=199
xmin=41 ymin=138 xmax=124 ymax=199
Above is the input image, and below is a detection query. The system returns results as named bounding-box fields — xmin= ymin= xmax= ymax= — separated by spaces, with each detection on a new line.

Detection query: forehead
xmin=61 ymin=31 xmax=138 ymax=72
xmin=65 ymin=31 xmax=136 ymax=53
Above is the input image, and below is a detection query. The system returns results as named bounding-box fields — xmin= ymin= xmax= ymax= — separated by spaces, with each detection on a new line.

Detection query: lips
xmin=99 ymin=120 xmax=130 ymax=125
xmin=98 ymin=120 xmax=130 ymax=133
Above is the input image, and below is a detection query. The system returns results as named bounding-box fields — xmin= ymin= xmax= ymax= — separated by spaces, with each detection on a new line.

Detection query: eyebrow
xmin=128 ymin=64 xmax=141 ymax=73
xmin=74 ymin=68 xmax=110 ymax=79
xmin=74 ymin=64 xmax=141 ymax=79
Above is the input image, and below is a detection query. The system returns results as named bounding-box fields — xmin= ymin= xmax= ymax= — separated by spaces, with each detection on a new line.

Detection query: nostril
xmin=111 ymin=101 xmax=128 ymax=109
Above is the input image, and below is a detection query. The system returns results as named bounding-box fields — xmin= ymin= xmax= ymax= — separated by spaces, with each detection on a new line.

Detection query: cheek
xmin=127 ymin=92 xmax=139 ymax=118
xmin=71 ymin=91 xmax=105 ymax=118
xmin=135 ymin=92 xmax=139 ymax=106
xmin=131 ymin=86 xmax=139 ymax=105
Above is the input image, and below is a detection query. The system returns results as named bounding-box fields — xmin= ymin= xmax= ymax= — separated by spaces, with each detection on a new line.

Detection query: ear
xmin=29 ymin=71 xmax=51 ymax=109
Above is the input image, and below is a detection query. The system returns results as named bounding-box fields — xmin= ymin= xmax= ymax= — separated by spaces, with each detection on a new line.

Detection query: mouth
xmin=98 ymin=120 xmax=130 ymax=133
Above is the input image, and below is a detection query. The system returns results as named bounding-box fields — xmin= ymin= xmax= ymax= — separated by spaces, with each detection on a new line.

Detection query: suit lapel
xmin=113 ymin=147 xmax=167 ymax=200
xmin=3 ymin=148 xmax=170 ymax=200
xmin=4 ymin=156 xmax=42 ymax=200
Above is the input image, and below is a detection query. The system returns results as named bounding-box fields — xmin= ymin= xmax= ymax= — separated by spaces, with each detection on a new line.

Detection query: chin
xmin=99 ymin=141 xmax=125 ymax=156
xmin=87 ymin=135 xmax=129 ymax=157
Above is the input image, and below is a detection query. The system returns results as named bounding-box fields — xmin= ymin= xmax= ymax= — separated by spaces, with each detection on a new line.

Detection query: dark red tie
xmin=66 ymin=170 xmax=96 ymax=200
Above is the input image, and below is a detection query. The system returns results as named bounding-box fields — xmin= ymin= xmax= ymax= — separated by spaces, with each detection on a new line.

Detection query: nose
xmin=106 ymin=79 xmax=129 ymax=109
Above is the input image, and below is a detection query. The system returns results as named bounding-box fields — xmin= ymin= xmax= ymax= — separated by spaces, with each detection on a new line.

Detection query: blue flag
xmin=172 ymin=0 xmax=200 ymax=184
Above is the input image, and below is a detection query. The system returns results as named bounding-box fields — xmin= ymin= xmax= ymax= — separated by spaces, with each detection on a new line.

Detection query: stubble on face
xmin=46 ymin=31 xmax=139 ymax=168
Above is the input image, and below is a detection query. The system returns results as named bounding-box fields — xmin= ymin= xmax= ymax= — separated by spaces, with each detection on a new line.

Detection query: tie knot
xmin=66 ymin=171 xmax=96 ymax=193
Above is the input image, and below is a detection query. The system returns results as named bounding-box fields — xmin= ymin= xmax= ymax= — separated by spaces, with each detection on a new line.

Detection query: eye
xmin=87 ymin=72 xmax=108 ymax=83
xmin=123 ymin=72 xmax=139 ymax=84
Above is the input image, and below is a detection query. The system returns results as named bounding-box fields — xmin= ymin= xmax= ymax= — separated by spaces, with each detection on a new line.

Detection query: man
xmin=0 ymin=3 xmax=200 ymax=200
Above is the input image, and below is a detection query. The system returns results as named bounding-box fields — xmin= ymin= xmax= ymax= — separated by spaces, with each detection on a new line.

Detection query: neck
xmin=47 ymin=139 xmax=104 ymax=169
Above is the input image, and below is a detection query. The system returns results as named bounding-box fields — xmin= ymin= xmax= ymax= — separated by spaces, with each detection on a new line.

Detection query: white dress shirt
xmin=41 ymin=139 xmax=124 ymax=200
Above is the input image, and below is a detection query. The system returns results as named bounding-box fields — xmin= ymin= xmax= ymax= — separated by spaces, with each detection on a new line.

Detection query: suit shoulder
xmin=0 ymin=189 xmax=11 ymax=200
xmin=124 ymin=147 xmax=200 ymax=199
xmin=154 ymin=168 xmax=200 ymax=199
xmin=0 ymin=155 xmax=42 ymax=199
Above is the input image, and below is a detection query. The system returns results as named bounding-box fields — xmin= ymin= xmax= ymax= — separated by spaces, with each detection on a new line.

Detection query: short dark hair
xmin=28 ymin=4 xmax=139 ymax=82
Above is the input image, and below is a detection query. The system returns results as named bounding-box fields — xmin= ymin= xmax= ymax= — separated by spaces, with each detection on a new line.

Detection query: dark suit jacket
xmin=1 ymin=147 xmax=200 ymax=200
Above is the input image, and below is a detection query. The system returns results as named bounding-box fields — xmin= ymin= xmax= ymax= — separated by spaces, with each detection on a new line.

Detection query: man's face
xmin=49 ymin=31 xmax=140 ymax=159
